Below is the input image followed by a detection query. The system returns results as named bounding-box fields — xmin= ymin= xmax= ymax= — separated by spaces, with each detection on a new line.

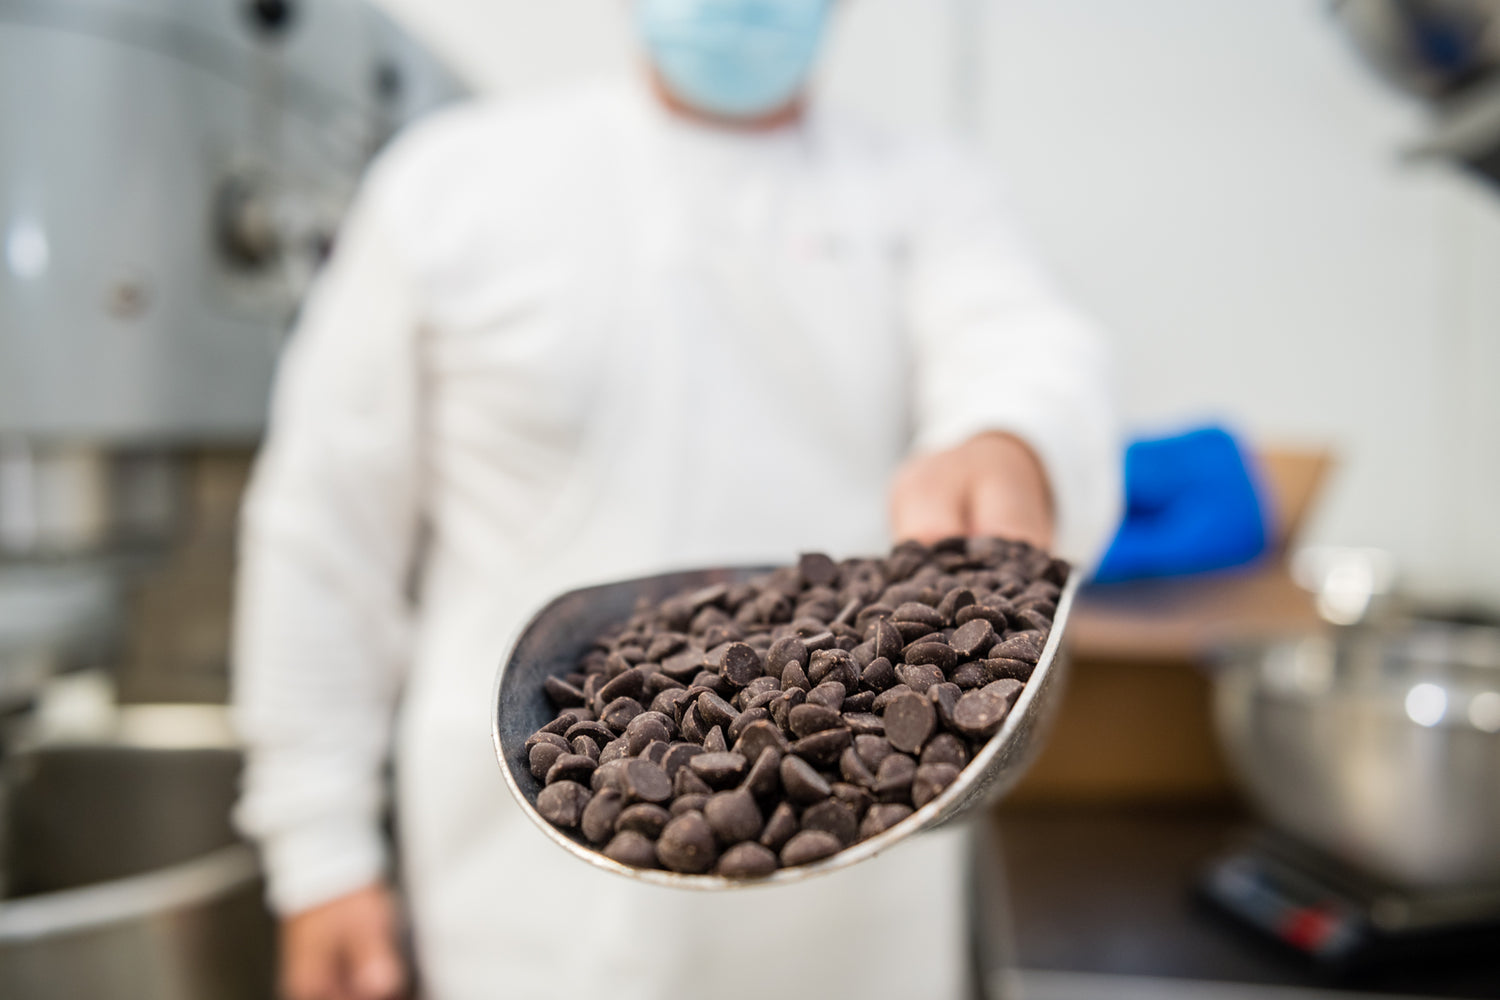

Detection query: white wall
xmin=373 ymin=0 xmax=1500 ymax=603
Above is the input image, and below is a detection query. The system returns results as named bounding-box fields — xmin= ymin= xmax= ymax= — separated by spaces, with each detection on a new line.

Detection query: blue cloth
xmin=1093 ymin=426 xmax=1269 ymax=583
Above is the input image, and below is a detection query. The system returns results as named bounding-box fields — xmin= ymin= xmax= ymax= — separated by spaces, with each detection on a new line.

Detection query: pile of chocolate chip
xmin=524 ymin=537 xmax=1066 ymax=877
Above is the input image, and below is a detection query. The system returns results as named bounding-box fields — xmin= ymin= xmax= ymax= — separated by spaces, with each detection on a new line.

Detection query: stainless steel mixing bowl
xmin=1214 ymin=621 xmax=1500 ymax=890
xmin=494 ymin=565 xmax=1079 ymax=889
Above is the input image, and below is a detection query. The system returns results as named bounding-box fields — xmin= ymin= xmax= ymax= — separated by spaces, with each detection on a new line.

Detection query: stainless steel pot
xmin=494 ymin=565 xmax=1079 ymax=889
xmin=1214 ymin=621 xmax=1500 ymax=890
xmin=0 ymin=705 xmax=273 ymax=999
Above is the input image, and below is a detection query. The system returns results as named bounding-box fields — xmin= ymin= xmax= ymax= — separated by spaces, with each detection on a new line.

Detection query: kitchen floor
xmin=985 ymin=805 xmax=1500 ymax=999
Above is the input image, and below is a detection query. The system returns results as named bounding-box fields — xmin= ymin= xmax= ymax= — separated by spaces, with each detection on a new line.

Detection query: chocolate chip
xmin=657 ymin=812 xmax=718 ymax=873
xmin=842 ymin=712 xmax=884 ymax=736
xmin=779 ymin=754 xmax=832 ymax=804
xmin=921 ymin=733 xmax=969 ymax=769
xmin=704 ymin=789 xmax=763 ymax=844
xmin=891 ymin=602 xmax=944 ymax=629
xmin=895 ymin=662 xmax=946 ymax=694
xmin=732 ymin=719 xmax=791 ymax=762
xmin=759 ymin=801 xmax=799 ymax=851
xmin=662 ymin=742 xmax=704 ymax=778
xmin=702 ymin=725 xmax=728 ymax=753
xmin=872 ymin=619 xmax=904 ymax=663
xmin=674 ymin=765 xmax=713 ymax=798
xmin=859 ymin=803 xmax=913 ymax=837
xmin=546 ymin=753 xmax=597 ymax=786
xmin=950 ymin=662 xmax=987 ymax=689
xmin=951 ymin=680 xmax=1023 ymax=740
xmin=980 ymin=657 xmax=1035 ymax=684
xmin=601 ymin=696 xmax=644 ymax=732
xmin=780 ymin=830 xmax=842 ymax=867
xmin=544 ymin=676 xmax=586 ymax=708
xmin=616 ymin=802 xmax=672 ymax=838
xmin=883 ymin=691 xmax=937 ymax=753
xmin=779 ymin=660 xmax=811 ymax=693
xmin=671 ymin=792 xmax=710 ymax=816
xmin=688 ymin=752 xmax=748 ymax=788
xmin=799 ymin=552 xmax=840 ymax=588
xmin=717 ymin=841 xmax=779 ymax=877
xmin=949 ymin=618 xmax=997 ymax=659
xmin=621 ymin=758 xmax=672 ymax=803
xmin=726 ymin=705 xmax=768 ymax=744
xmin=564 ymin=720 xmax=615 ymax=748
xmin=598 ymin=667 xmax=648 ymax=704
xmin=840 ymin=746 xmax=877 ymax=788
xmin=719 ymin=642 xmax=762 ymax=687
xmin=928 ymin=682 xmax=961 ymax=730
xmin=990 ymin=634 xmax=1042 ymax=665
xmin=766 ymin=635 xmax=809 ymax=679
xmin=529 ymin=742 xmax=566 ymax=781
xmin=788 ymin=703 xmax=844 ymax=737
xmin=801 ymin=800 xmax=858 ymax=845
xmin=854 ymin=734 xmax=894 ymax=772
xmin=935 ymin=587 xmax=977 ymax=625
xmin=536 ymin=781 xmax=591 ymax=828
xmin=572 ymin=735 xmax=601 ymax=761
xmin=603 ymin=830 xmax=659 ymax=868
xmin=525 ymin=730 xmax=570 ymax=753
xmin=742 ymin=746 xmax=783 ymax=799
xmin=581 ymin=789 xmax=624 ymax=844
xmin=805 ymin=681 xmax=846 ymax=712
xmin=790 ymin=727 xmax=852 ymax=768
xmin=956 ymin=604 xmax=1009 ymax=631
xmin=912 ymin=763 xmax=960 ymax=808
xmin=874 ymin=753 xmax=918 ymax=803
xmin=903 ymin=641 xmax=957 ymax=672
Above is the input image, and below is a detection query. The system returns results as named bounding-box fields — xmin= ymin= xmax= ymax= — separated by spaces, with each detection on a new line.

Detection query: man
xmin=233 ymin=2 xmax=1120 ymax=998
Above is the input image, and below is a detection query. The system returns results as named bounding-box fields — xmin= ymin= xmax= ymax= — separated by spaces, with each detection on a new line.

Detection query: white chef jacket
xmin=233 ymin=79 xmax=1120 ymax=1000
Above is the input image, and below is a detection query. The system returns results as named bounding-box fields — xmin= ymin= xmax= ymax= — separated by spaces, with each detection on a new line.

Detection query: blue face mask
xmin=637 ymin=0 xmax=833 ymax=120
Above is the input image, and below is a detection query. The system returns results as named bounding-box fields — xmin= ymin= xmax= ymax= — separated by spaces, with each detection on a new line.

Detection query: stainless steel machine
xmin=0 ymin=2 xmax=465 ymax=995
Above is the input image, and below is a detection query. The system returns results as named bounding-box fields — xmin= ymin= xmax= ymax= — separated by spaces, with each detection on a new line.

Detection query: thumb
xmin=349 ymin=926 xmax=406 ymax=1000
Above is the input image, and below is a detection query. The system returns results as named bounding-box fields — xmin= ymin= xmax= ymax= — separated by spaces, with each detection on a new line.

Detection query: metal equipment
xmin=493 ymin=564 xmax=1079 ymax=888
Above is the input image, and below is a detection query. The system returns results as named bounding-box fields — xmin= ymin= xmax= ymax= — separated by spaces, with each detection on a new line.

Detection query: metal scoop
xmin=493 ymin=564 xmax=1080 ymax=889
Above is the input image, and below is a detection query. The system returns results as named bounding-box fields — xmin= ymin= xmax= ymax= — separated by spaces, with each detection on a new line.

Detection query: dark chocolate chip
xmin=779 ymin=830 xmax=842 ymax=867
xmin=779 ymin=754 xmax=832 ymax=804
xmin=688 ymin=751 xmax=748 ymax=788
xmin=788 ymin=703 xmax=844 ymax=738
xmin=716 ymin=841 xmax=779 ymax=877
xmin=603 ymin=830 xmax=659 ymax=868
xmin=883 ymin=691 xmax=937 ymax=754
xmin=949 ymin=619 xmax=997 ymax=659
xmin=544 ymin=676 xmax=586 ymax=708
xmin=546 ymin=753 xmax=597 ymax=786
xmin=921 ymin=733 xmax=969 ymax=768
xmin=536 ymin=781 xmax=591 ymax=828
xmin=801 ymin=800 xmax=858 ymax=845
xmin=859 ymin=803 xmax=913 ymax=837
xmin=742 ymin=746 xmax=783 ymax=799
xmin=581 ymin=789 xmax=624 ymax=844
xmin=912 ymin=763 xmax=960 ymax=808
xmin=657 ymin=812 xmax=718 ymax=873
xmin=759 ymin=801 xmax=799 ymax=851
xmin=616 ymin=802 xmax=672 ymax=839
xmin=704 ymin=789 xmax=763 ymax=844
xmin=621 ymin=758 xmax=673 ymax=803
xmin=529 ymin=742 xmax=566 ymax=781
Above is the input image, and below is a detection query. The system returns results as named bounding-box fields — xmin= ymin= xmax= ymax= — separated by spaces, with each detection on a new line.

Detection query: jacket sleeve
xmin=231 ymin=185 xmax=424 ymax=916
xmin=903 ymin=143 xmax=1123 ymax=567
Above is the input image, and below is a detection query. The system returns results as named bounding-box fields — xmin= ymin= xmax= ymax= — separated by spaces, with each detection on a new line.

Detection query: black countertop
xmin=989 ymin=805 xmax=1500 ymax=998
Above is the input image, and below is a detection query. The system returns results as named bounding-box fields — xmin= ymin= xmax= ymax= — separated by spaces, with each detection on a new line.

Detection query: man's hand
xmin=280 ymin=883 xmax=407 ymax=1000
xmin=890 ymin=432 xmax=1055 ymax=551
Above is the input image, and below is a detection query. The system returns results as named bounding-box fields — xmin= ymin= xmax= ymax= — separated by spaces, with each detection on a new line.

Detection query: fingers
xmin=280 ymin=885 xmax=406 ymax=1000
xmin=349 ymin=922 xmax=407 ymax=1000
xmin=890 ymin=458 xmax=966 ymax=545
xmin=969 ymin=468 xmax=1053 ymax=552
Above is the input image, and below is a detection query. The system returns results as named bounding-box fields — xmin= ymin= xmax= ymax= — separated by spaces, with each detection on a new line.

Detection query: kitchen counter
xmin=985 ymin=805 xmax=1500 ymax=999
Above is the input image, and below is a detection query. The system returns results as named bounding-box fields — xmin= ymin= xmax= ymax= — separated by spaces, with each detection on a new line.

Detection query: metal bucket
xmin=0 ymin=706 xmax=273 ymax=999
xmin=493 ymin=565 xmax=1078 ymax=889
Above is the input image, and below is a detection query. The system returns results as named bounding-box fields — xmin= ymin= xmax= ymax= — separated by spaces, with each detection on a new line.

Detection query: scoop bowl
xmin=493 ymin=564 xmax=1079 ymax=889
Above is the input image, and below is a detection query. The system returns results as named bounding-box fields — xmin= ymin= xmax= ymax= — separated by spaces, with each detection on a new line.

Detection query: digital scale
xmin=1200 ymin=831 xmax=1500 ymax=969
